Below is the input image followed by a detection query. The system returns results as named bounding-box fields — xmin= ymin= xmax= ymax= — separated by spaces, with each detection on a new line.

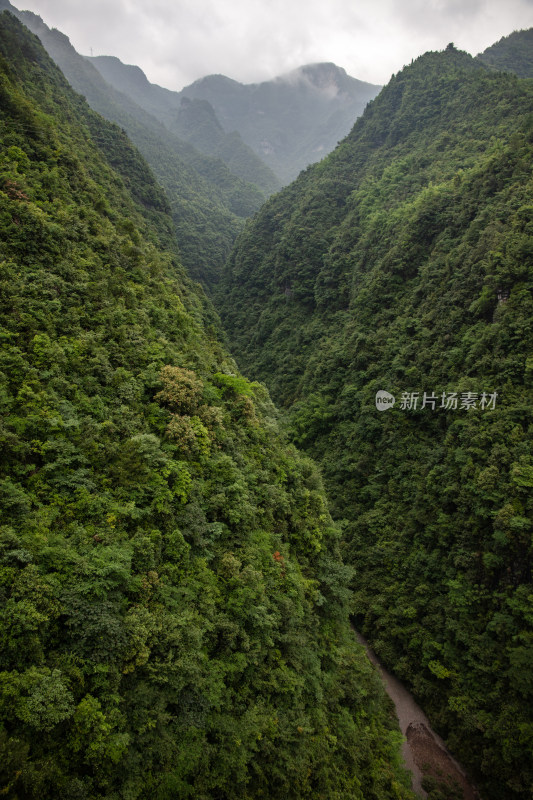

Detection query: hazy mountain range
xmin=0 ymin=0 xmax=382 ymax=284
xmin=89 ymin=55 xmax=381 ymax=184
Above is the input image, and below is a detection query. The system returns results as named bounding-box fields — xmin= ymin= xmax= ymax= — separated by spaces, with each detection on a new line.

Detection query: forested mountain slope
xmin=477 ymin=28 xmax=533 ymax=78
xmin=0 ymin=0 xmax=269 ymax=287
xmin=220 ymin=45 xmax=533 ymax=800
xmin=0 ymin=12 xmax=416 ymax=800
xmin=88 ymin=55 xmax=281 ymax=196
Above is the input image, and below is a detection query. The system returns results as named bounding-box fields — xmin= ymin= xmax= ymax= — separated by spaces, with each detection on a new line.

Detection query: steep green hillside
xmin=220 ymin=45 xmax=533 ymax=799
xmin=0 ymin=0 xmax=269 ymax=287
xmin=478 ymin=28 xmax=533 ymax=78
xmin=0 ymin=12 xmax=415 ymax=800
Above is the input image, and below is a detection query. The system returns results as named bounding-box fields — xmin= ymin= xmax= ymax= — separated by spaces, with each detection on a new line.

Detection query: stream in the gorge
xmin=354 ymin=631 xmax=482 ymax=800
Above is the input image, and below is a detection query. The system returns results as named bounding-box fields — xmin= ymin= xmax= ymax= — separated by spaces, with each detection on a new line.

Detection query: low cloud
xmin=17 ymin=0 xmax=533 ymax=89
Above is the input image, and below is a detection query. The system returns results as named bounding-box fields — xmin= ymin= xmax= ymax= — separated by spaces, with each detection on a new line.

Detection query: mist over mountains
xmin=88 ymin=54 xmax=380 ymax=184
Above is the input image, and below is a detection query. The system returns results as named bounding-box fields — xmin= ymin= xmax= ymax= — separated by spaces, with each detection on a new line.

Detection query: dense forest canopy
xmin=220 ymin=44 xmax=533 ymax=800
xmin=2 ymin=5 xmax=533 ymax=799
xmin=0 ymin=12 xmax=416 ymax=800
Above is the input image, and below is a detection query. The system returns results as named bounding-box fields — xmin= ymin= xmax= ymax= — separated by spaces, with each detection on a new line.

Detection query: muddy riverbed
xmin=354 ymin=631 xmax=481 ymax=799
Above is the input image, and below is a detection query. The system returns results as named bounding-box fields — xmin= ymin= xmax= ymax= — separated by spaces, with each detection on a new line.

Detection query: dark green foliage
xmin=0 ymin=12 xmax=414 ymax=800
xmin=477 ymin=28 xmax=533 ymax=78
xmin=220 ymin=46 xmax=533 ymax=799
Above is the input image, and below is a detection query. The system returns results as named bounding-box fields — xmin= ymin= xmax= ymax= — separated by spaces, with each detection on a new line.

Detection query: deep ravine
xmin=354 ymin=631 xmax=482 ymax=800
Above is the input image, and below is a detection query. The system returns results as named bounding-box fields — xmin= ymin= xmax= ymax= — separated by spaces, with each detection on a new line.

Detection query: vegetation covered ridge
xmin=0 ymin=0 xmax=272 ymax=288
xmin=477 ymin=28 xmax=533 ymax=79
xmin=0 ymin=12 xmax=415 ymax=800
xmin=87 ymin=55 xmax=281 ymax=195
xmin=219 ymin=43 xmax=533 ymax=799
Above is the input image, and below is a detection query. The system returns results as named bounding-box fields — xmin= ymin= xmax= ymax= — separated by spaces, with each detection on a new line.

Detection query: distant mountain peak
xmin=189 ymin=73 xmax=242 ymax=90
xmin=89 ymin=54 xmax=153 ymax=93
xmin=275 ymin=62 xmax=349 ymax=98
xmin=280 ymin=62 xmax=346 ymax=83
xmin=178 ymin=62 xmax=381 ymax=182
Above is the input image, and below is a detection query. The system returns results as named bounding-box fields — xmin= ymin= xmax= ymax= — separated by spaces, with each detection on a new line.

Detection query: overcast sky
xmin=17 ymin=0 xmax=533 ymax=90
